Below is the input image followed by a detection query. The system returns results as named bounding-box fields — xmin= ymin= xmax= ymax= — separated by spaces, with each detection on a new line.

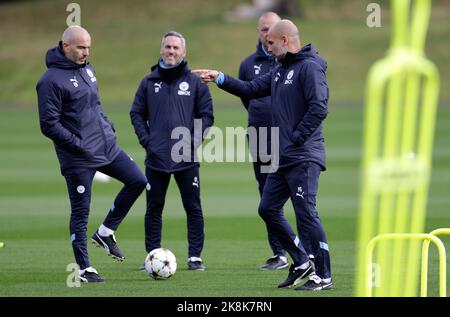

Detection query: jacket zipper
xmin=167 ymin=81 xmax=174 ymax=170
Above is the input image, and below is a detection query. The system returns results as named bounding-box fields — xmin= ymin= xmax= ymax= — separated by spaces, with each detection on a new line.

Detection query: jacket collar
xmin=45 ymin=41 xmax=88 ymax=70
xmin=279 ymin=51 xmax=302 ymax=67
xmin=255 ymin=41 xmax=275 ymax=61
xmin=148 ymin=59 xmax=189 ymax=81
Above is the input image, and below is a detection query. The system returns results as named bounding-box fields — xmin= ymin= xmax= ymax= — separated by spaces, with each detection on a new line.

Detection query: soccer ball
xmin=144 ymin=248 xmax=177 ymax=280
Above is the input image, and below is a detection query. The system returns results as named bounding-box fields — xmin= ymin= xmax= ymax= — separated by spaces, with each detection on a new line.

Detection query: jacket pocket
xmin=78 ymin=138 xmax=95 ymax=159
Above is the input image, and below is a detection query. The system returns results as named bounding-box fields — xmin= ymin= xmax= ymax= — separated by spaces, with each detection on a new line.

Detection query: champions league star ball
xmin=145 ymin=248 xmax=177 ymax=280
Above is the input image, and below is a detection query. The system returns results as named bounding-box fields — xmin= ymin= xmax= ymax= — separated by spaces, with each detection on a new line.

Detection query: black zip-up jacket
xmin=130 ymin=61 xmax=214 ymax=173
xmin=36 ymin=43 xmax=120 ymax=174
xmin=219 ymin=44 xmax=329 ymax=170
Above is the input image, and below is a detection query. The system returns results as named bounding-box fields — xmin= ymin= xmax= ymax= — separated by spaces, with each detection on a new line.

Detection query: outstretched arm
xmin=192 ymin=69 xmax=271 ymax=100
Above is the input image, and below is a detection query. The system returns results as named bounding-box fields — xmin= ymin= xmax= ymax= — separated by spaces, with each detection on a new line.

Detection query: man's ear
xmin=62 ymin=42 xmax=70 ymax=52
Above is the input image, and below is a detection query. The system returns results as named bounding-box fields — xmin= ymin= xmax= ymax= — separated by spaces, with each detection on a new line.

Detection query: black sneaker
xmin=91 ymin=230 xmax=125 ymax=261
xmin=188 ymin=260 xmax=205 ymax=271
xmin=260 ymin=256 xmax=289 ymax=270
xmin=79 ymin=267 xmax=105 ymax=283
xmin=295 ymin=275 xmax=334 ymax=291
xmin=277 ymin=261 xmax=315 ymax=288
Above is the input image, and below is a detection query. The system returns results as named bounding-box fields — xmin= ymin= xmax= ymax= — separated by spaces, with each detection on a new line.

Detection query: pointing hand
xmin=192 ymin=69 xmax=219 ymax=84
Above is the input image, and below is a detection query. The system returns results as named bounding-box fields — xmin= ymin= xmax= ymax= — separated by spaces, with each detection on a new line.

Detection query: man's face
xmin=266 ymin=31 xmax=287 ymax=61
xmin=258 ymin=16 xmax=280 ymax=49
xmin=160 ymin=36 xmax=186 ymax=66
xmin=63 ymin=34 xmax=91 ymax=64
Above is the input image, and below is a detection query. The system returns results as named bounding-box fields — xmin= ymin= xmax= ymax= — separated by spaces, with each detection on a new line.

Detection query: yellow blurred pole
xmin=421 ymin=228 xmax=450 ymax=297
xmin=355 ymin=0 xmax=440 ymax=297
xmin=366 ymin=233 xmax=446 ymax=297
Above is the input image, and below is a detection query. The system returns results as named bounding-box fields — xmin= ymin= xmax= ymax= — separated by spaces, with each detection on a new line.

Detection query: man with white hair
xmin=37 ymin=26 xmax=147 ymax=283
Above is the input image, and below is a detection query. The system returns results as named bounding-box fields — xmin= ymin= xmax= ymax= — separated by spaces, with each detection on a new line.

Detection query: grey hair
xmin=161 ymin=31 xmax=186 ymax=49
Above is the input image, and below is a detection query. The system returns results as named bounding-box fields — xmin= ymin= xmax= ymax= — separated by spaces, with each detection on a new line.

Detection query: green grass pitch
xmin=0 ymin=104 xmax=449 ymax=296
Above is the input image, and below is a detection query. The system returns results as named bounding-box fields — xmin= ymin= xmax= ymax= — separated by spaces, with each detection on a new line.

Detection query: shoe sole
xmin=322 ymin=283 xmax=334 ymax=290
xmin=295 ymin=282 xmax=334 ymax=291
xmin=79 ymin=276 xmax=106 ymax=283
xmin=188 ymin=267 xmax=205 ymax=271
xmin=91 ymin=234 xmax=125 ymax=262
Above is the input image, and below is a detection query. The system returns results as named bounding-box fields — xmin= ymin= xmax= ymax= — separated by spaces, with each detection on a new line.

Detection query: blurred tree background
xmin=0 ymin=0 xmax=449 ymax=106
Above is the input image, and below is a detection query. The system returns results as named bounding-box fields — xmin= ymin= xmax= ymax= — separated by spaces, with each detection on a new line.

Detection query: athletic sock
xmin=79 ymin=266 xmax=96 ymax=275
xmin=296 ymin=261 xmax=311 ymax=270
xmin=98 ymin=224 xmax=114 ymax=237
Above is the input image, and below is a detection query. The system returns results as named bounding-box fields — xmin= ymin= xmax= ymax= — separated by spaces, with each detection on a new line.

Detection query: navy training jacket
xmin=36 ymin=43 xmax=121 ymax=174
xmin=238 ymin=41 xmax=277 ymax=128
xmin=220 ymin=44 xmax=329 ymax=170
xmin=130 ymin=61 xmax=214 ymax=173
